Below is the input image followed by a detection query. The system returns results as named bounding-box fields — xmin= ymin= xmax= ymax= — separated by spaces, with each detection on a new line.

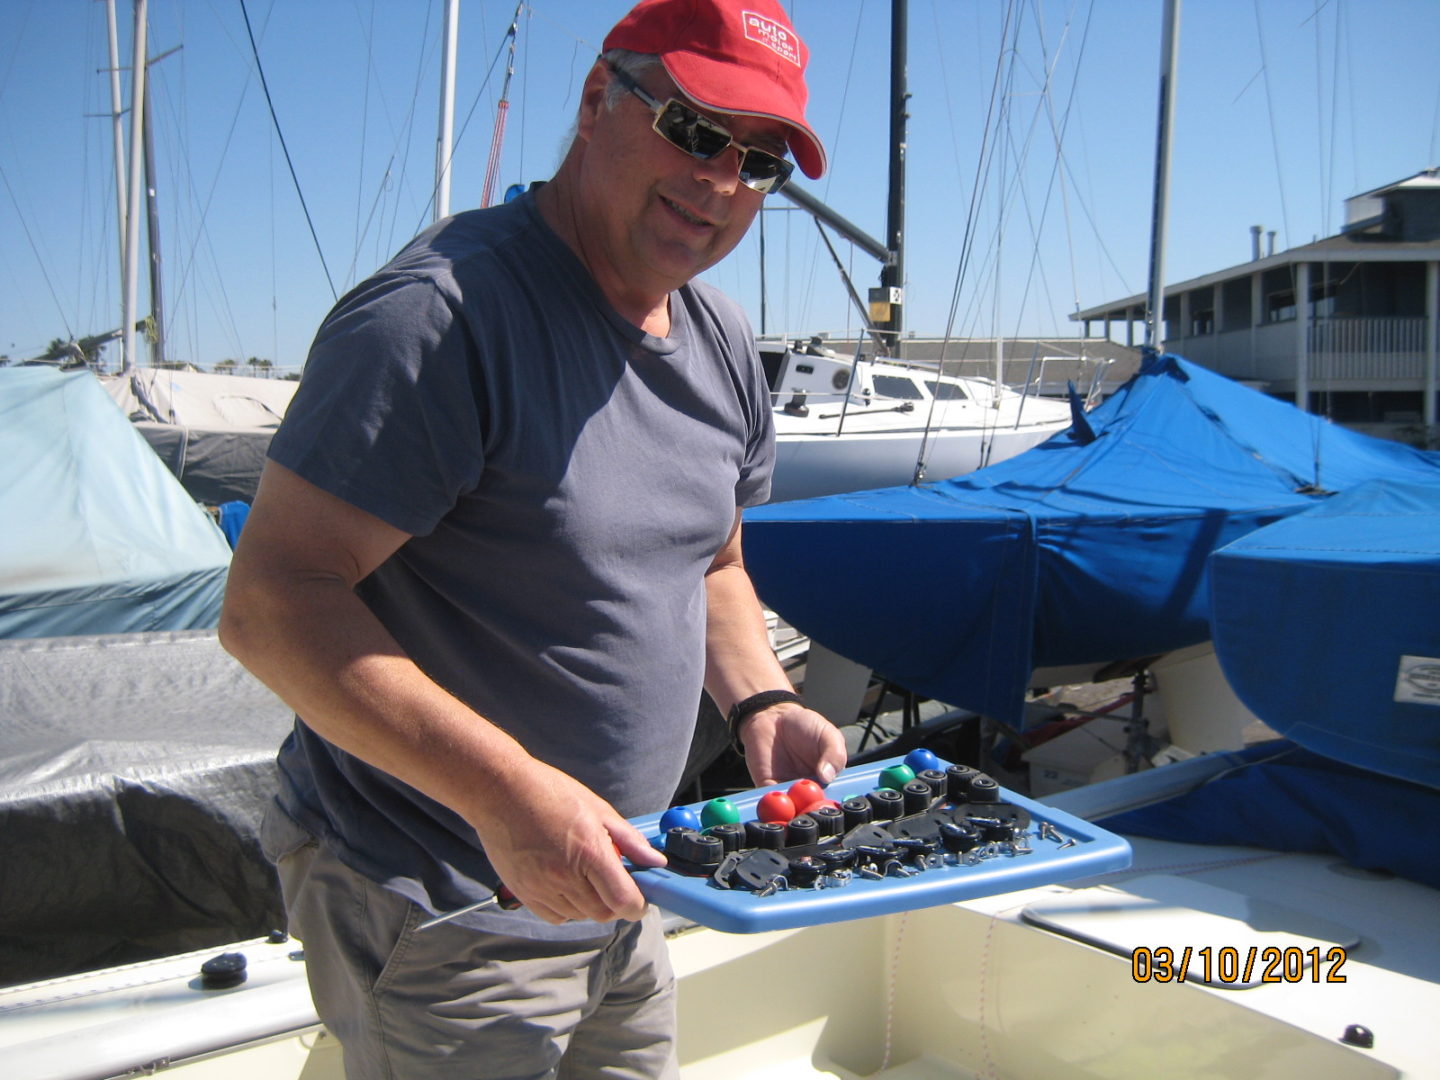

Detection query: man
xmin=220 ymin=0 xmax=847 ymax=1077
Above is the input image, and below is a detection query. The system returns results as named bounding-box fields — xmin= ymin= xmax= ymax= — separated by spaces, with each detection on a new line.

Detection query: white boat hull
xmin=771 ymin=420 xmax=1065 ymax=504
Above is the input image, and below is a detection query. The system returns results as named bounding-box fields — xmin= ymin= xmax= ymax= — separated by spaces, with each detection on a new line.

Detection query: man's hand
xmin=466 ymin=756 xmax=666 ymax=926
xmin=737 ymin=702 xmax=847 ymax=788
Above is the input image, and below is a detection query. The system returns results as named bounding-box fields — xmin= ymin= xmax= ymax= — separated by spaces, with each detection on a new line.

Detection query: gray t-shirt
xmin=267 ymin=190 xmax=775 ymax=938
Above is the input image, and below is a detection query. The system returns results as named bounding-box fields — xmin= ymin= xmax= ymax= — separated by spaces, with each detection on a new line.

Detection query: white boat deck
xmin=4 ymin=824 xmax=1434 ymax=1079
xmin=669 ymin=832 xmax=1437 ymax=1079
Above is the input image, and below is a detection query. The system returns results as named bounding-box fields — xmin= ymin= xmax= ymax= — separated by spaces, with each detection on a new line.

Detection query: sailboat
xmin=762 ymin=335 xmax=1081 ymax=503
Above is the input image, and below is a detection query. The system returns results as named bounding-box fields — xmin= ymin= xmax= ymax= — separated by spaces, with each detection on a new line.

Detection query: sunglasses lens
xmin=738 ymin=151 xmax=792 ymax=194
xmin=657 ymin=103 xmax=731 ymax=159
xmin=653 ymin=97 xmax=794 ymax=195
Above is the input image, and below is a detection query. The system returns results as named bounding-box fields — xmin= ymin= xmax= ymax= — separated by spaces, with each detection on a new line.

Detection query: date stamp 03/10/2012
xmin=1131 ymin=944 xmax=1349 ymax=985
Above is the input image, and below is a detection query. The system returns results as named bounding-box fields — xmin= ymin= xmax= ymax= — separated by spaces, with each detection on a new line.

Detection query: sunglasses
xmin=606 ymin=62 xmax=794 ymax=195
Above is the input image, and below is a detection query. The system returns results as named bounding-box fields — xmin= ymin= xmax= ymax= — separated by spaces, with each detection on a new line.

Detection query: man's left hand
xmin=737 ymin=702 xmax=847 ymax=788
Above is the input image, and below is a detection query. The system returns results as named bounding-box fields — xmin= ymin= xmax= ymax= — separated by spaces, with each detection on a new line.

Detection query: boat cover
xmin=1210 ymin=479 xmax=1440 ymax=790
xmin=99 ymin=369 xmax=295 ymax=504
xmin=742 ymin=354 xmax=1440 ymax=727
xmin=0 ymin=631 xmax=294 ymax=985
xmin=130 ymin=420 xmax=277 ymax=505
xmin=1099 ymin=741 xmax=1440 ymax=889
xmin=0 ymin=368 xmax=232 ymax=638
xmin=99 ymin=367 xmax=295 ymax=427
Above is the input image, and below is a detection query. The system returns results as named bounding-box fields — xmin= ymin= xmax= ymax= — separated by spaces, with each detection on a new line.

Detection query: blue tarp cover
xmin=1211 ymin=479 xmax=1440 ymax=790
xmin=1099 ymin=742 xmax=1440 ymax=889
xmin=744 ymin=355 xmax=1440 ymax=728
xmin=0 ymin=368 xmax=232 ymax=637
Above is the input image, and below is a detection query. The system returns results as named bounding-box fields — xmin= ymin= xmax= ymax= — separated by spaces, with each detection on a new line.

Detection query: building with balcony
xmin=1072 ymin=169 xmax=1440 ymax=447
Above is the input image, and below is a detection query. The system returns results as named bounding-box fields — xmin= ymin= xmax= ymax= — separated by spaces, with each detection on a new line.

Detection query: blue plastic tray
xmin=629 ymin=756 xmax=1131 ymax=934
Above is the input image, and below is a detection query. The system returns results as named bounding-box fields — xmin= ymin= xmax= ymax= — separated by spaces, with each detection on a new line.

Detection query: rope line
xmin=238 ymin=0 xmax=337 ymax=300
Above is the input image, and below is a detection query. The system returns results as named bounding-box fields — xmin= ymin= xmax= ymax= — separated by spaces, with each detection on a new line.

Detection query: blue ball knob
xmin=904 ymin=748 xmax=943 ymax=775
xmin=659 ymin=805 xmax=702 ymax=835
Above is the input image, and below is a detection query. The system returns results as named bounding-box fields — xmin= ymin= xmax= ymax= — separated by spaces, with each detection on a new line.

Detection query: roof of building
xmin=1073 ymin=170 xmax=1440 ymax=322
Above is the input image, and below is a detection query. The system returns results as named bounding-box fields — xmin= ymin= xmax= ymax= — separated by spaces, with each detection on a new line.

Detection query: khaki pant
xmin=266 ymin=809 xmax=679 ymax=1080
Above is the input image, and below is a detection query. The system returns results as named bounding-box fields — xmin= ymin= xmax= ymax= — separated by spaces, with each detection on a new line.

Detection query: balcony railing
xmin=1308 ymin=316 xmax=1429 ymax=381
xmin=1179 ymin=317 xmax=1432 ymax=384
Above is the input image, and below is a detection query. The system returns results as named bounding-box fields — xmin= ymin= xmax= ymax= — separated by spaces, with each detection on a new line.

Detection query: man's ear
xmin=575 ymin=61 xmax=611 ymax=143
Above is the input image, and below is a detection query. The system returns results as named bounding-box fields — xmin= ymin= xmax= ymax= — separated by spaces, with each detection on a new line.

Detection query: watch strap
xmin=726 ymin=689 xmax=805 ymax=755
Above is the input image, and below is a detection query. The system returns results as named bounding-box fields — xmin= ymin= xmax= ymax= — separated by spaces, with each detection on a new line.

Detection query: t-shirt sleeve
xmin=268 ymin=273 xmax=486 ymax=537
xmin=733 ymin=326 xmax=776 ymax=510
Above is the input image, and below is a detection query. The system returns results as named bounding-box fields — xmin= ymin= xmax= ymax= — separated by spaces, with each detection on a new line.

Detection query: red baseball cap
xmin=603 ymin=0 xmax=827 ymax=179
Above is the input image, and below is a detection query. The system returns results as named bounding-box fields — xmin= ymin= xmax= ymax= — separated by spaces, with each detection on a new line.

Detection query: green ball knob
xmin=700 ymin=797 xmax=741 ymax=828
xmin=878 ymin=764 xmax=916 ymax=791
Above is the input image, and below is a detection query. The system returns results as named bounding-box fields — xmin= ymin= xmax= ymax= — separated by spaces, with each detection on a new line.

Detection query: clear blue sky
xmin=2 ymin=0 xmax=1437 ymax=372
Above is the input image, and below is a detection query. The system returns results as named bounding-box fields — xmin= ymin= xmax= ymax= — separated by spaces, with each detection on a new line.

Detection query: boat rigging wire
xmin=480 ymin=4 xmax=525 ymax=209
xmin=149 ymin=58 xmax=250 ymax=366
xmin=794 ymin=0 xmax=870 ymax=335
xmin=352 ymin=0 xmax=379 ymax=276
xmin=1000 ymin=0 xmax=1096 ymax=357
xmin=0 ymin=161 xmax=76 ymax=342
xmin=237 ymin=0 xmax=337 ymax=301
xmin=347 ymin=3 xmax=436 ymax=285
xmin=913 ymin=0 xmax=1021 ymax=483
xmin=1249 ymin=0 xmax=1293 ymax=256
xmin=916 ymin=0 xmax=1098 ymax=481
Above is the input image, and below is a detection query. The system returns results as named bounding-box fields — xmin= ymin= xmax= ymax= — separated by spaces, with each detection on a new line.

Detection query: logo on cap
xmin=743 ymin=10 xmax=801 ymax=67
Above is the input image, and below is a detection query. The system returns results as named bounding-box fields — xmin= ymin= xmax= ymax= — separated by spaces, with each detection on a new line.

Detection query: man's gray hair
xmin=601 ymin=49 xmax=663 ymax=110
xmin=554 ymin=50 xmax=664 ymax=167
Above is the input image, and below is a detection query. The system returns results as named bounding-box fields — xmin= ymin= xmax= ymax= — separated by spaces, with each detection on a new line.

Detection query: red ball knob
xmin=756 ymin=790 xmax=797 ymax=824
xmin=787 ymin=778 xmax=827 ymax=814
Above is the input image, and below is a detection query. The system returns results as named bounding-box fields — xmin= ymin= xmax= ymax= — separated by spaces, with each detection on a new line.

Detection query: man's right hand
xmin=466 ymin=756 xmax=666 ymax=925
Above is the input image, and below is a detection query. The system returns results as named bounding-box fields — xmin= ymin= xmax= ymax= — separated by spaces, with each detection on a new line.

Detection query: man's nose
xmin=690 ymin=146 xmax=743 ymax=194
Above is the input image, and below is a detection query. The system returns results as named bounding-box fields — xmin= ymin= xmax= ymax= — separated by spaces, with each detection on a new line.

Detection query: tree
xmin=37 ymin=333 xmax=117 ymax=370
xmin=214 ymin=358 xmax=239 ymax=374
xmin=247 ymin=356 xmax=273 ymax=378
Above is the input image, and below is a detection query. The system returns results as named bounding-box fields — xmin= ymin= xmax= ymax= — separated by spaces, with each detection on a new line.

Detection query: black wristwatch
xmin=726 ymin=689 xmax=805 ymax=755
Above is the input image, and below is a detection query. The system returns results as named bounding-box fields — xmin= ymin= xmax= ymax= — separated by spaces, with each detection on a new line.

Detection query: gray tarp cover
xmin=0 ymin=632 xmax=294 ymax=986
xmin=132 ymin=421 xmax=277 ymax=505
xmin=101 ymin=368 xmax=296 ymax=505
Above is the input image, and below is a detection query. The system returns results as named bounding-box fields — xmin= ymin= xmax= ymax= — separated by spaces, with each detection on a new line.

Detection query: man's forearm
xmin=220 ymin=568 xmax=530 ymax=826
xmin=702 ymin=560 xmax=794 ymax=713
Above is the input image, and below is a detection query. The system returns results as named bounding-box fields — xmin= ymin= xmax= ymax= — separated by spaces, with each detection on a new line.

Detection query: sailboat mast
xmin=142 ymin=83 xmax=166 ymax=367
xmin=104 ymin=0 xmax=127 ymax=323
xmin=434 ymin=0 xmax=460 ymax=222
xmin=1143 ymin=0 xmax=1180 ymax=355
xmin=120 ymin=0 xmax=148 ymax=374
xmin=879 ymin=0 xmax=908 ymax=357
